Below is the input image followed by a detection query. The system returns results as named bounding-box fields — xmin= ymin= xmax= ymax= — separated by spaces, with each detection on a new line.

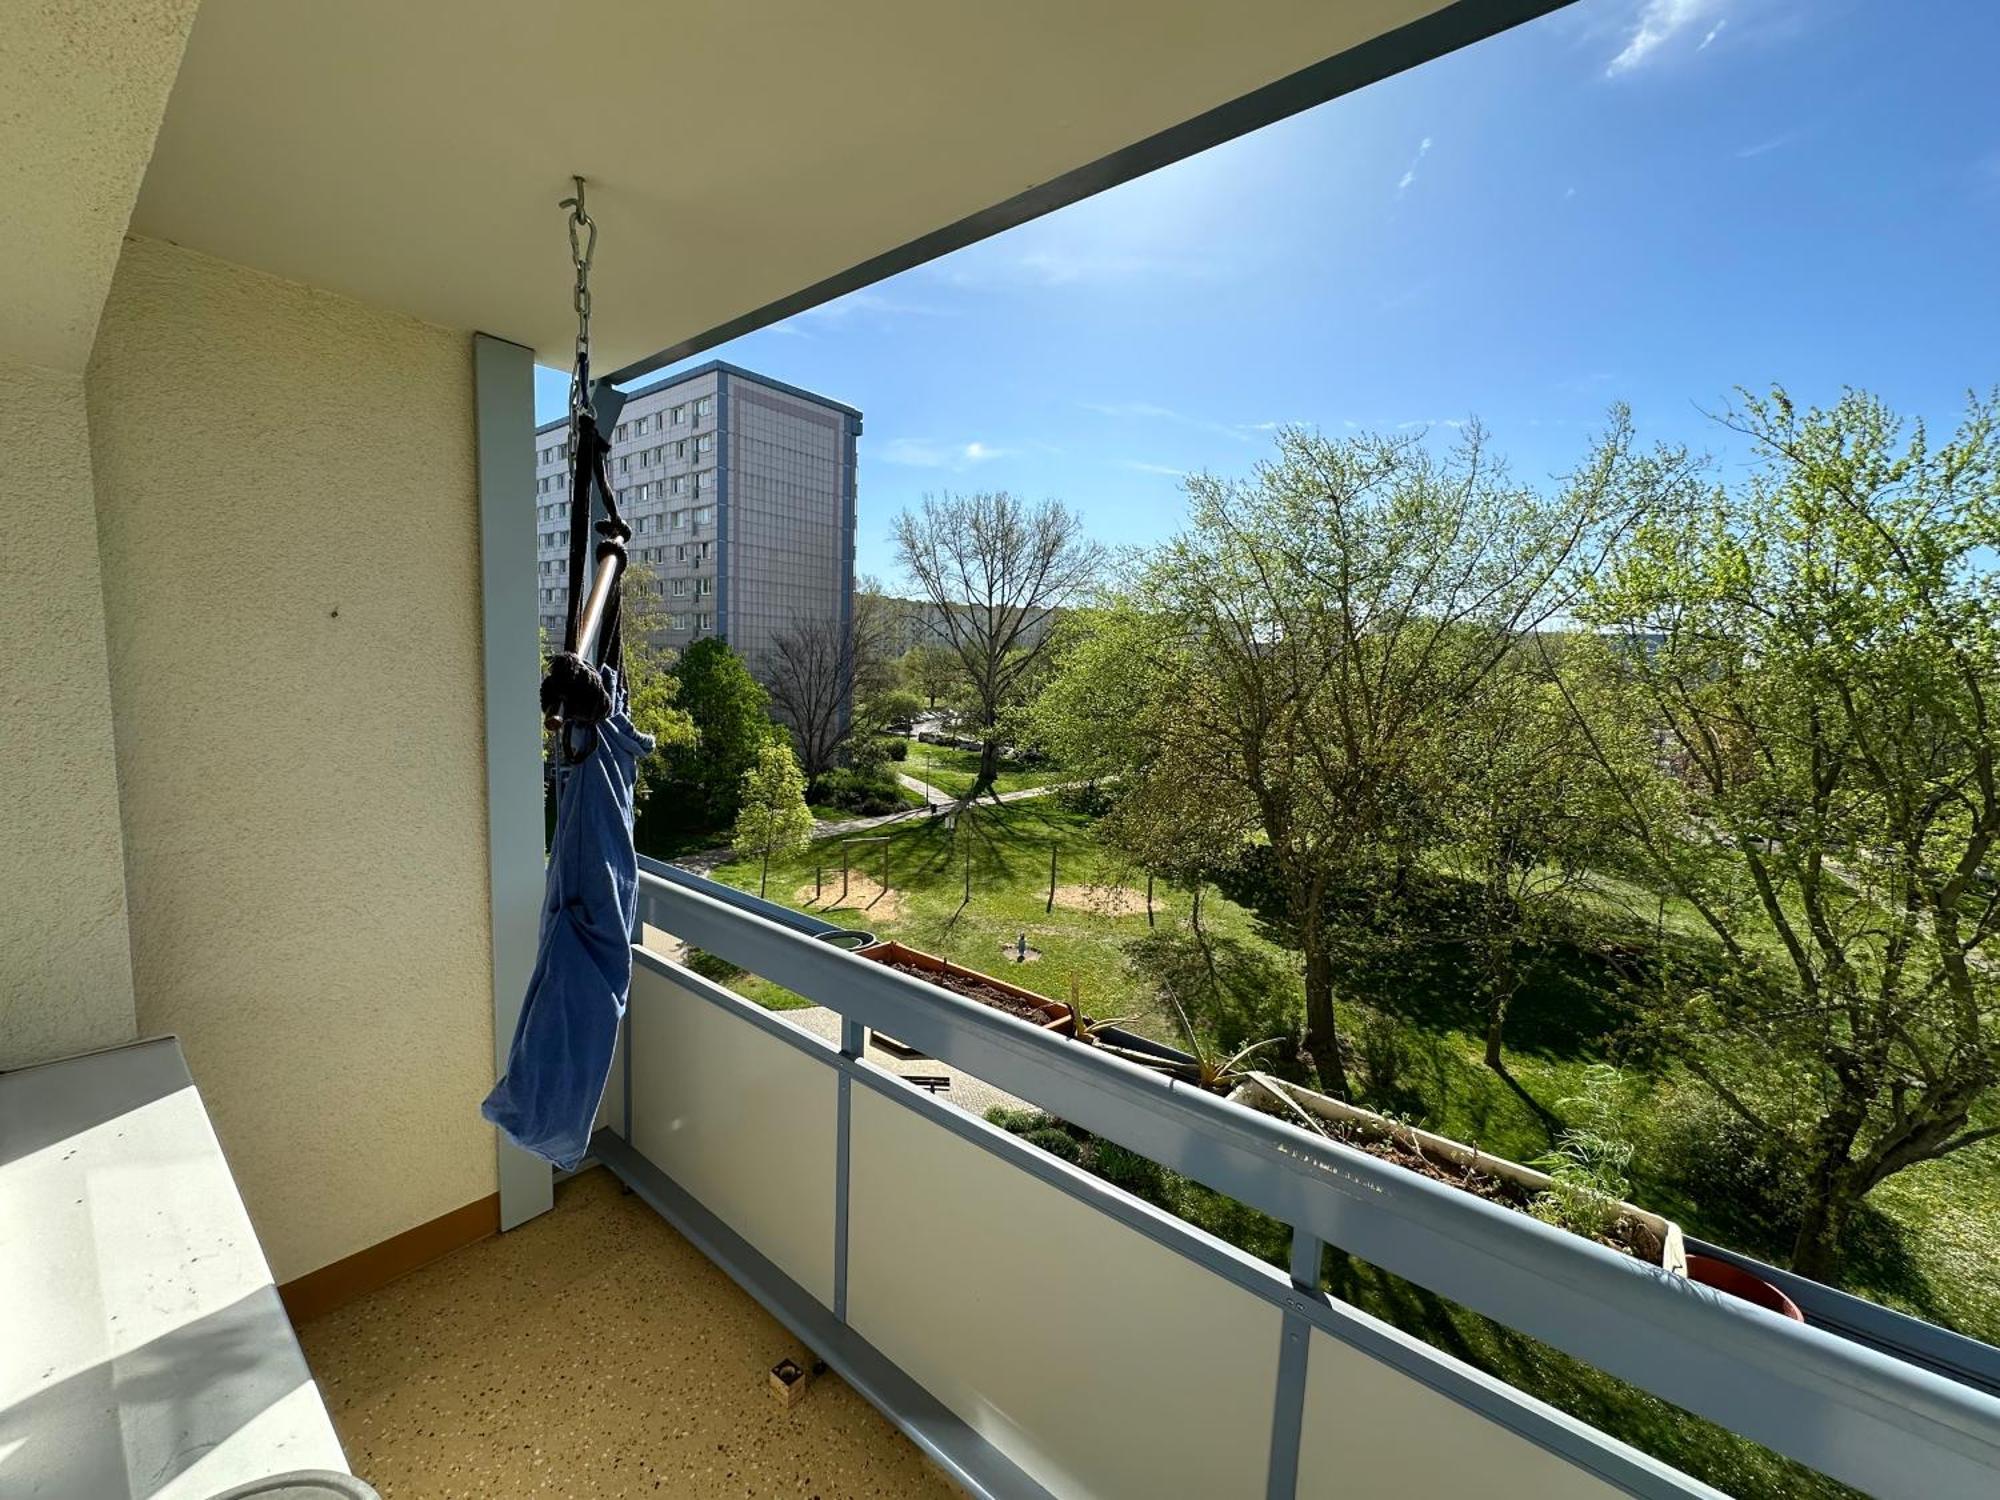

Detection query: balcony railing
xmin=590 ymin=863 xmax=2000 ymax=1499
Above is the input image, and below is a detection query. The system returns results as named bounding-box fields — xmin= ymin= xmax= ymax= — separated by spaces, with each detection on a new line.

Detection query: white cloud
xmin=930 ymin=248 xmax=1214 ymax=290
xmin=1397 ymin=135 xmax=1434 ymax=194
xmin=1119 ymin=460 xmax=1187 ymax=477
xmin=1080 ymin=400 xmax=1261 ymax=443
xmin=879 ymin=438 xmax=1009 ymax=470
xmin=1698 ymin=17 xmax=1728 ymax=49
xmin=769 ymin=288 xmax=950 ymax=337
xmin=1735 ymin=130 xmax=1797 ymax=159
xmin=1607 ymin=0 xmax=1718 ymax=76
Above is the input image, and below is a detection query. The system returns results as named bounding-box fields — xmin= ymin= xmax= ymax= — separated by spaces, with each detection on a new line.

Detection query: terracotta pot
xmin=1685 ymin=1254 xmax=1805 ymax=1321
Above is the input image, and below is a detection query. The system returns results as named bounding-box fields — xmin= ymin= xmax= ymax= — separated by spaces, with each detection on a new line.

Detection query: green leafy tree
xmin=899 ymin=642 xmax=964 ymax=711
xmin=1571 ymin=386 xmax=2000 ymax=1277
xmin=731 ymin=738 xmax=816 ymax=897
xmin=540 ymin=563 xmax=694 ymax=802
xmin=1037 ymin=424 xmax=1636 ymax=1095
xmin=1442 ymin=648 xmax=1633 ymax=1075
xmin=656 ymin=637 xmax=774 ymax=830
xmin=619 ymin=563 xmax=696 ymax=803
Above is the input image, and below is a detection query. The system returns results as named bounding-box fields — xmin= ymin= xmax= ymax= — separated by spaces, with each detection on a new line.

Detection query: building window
xmin=671 ymin=474 xmax=687 ymax=495
xmin=694 ymin=472 xmax=713 ymax=496
xmin=670 ymin=404 xmax=687 ymax=426
xmin=694 ymin=504 xmax=714 ymax=526
xmin=695 ymin=433 xmax=715 ymax=456
xmin=671 ymin=508 xmax=687 ymax=529
xmin=695 ymin=396 xmax=713 ymax=420
xmin=694 ymin=612 xmax=710 ymax=633
xmin=670 ymin=578 xmax=687 ymax=598
xmin=614 ymin=422 xmax=629 ymax=442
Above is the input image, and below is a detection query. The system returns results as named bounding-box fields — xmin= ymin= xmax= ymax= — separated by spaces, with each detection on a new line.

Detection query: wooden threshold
xmin=279 ymin=1193 xmax=500 ymax=1325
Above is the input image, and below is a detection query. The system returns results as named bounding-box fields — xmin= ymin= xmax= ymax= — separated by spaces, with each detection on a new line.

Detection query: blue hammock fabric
xmin=483 ymin=668 xmax=653 ymax=1170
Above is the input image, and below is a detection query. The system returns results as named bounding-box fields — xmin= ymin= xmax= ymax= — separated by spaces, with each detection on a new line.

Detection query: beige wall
xmin=86 ymin=236 xmax=497 ymax=1280
xmin=0 ymin=359 xmax=139 ymax=1068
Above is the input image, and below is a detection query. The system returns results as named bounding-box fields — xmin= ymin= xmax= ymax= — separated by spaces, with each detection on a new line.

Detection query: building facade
xmin=534 ymin=361 xmax=860 ymax=673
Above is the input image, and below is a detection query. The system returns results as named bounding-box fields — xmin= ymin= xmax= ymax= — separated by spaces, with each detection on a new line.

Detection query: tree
xmin=1441 ymin=648 xmax=1631 ymax=1075
xmin=731 ymin=738 xmax=816 ymax=897
xmin=1569 ymin=386 xmax=2000 ymax=1278
xmin=542 ymin=562 xmax=695 ymax=802
xmin=656 ymin=637 xmax=773 ymax=829
xmin=619 ymin=563 xmax=696 ymax=804
xmin=1038 ymin=424 xmax=1636 ymax=1095
xmin=899 ymin=642 xmax=963 ymax=711
xmin=893 ymin=492 xmax=1104 ymax=800
xmin=762 ymin=586 xmax=891 ymax=790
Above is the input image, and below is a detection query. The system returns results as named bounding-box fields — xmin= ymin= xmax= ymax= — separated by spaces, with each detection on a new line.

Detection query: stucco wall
xmin=0 ymin=359 xmax=139 ymax=1068
xmin=0 ymin=0 xmax=199 ymax=372
xmin=86 ymin=237 xmax=497 ymax=1280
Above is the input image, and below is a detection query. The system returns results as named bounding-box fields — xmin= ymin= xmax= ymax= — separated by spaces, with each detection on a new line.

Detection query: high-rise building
xmin=533 ymin=361 xmax=860 ymax=672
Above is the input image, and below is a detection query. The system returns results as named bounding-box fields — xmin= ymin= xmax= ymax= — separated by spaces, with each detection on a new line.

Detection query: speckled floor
xmin=298 ymin=1169 xmax=962 ymax=1498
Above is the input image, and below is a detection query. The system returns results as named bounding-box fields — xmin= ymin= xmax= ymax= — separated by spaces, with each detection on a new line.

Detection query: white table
xmin=0 ymin=1038 xmax=354 ymax=1499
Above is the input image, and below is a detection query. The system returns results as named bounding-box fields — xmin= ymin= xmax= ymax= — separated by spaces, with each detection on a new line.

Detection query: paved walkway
xmin=669 ymin=777 xmax=1072 ymax=875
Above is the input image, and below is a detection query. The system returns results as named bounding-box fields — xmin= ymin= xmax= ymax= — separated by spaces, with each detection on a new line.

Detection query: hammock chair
xmin=483 ymin=180 xmax=655 ymax=1170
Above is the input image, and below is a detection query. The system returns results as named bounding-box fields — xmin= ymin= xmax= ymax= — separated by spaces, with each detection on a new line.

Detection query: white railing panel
xmin=844 ymin=1082 xmax=1282 ymax=1500
xmin=628 ymin=961 xmax=839 ymax=1308
xmin=1296 ymin=1325 xmax=1624 ymax=1499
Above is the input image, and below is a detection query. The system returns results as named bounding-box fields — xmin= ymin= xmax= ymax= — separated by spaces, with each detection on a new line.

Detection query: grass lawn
xmin=698 ymin=799 xmax=1997 ymax=1498
xmin=896 ymin=737 xmax=1072 ymax=798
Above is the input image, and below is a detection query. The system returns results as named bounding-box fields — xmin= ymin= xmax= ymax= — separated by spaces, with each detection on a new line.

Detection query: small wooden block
xmin=769 ymin=1357 xmax=811 ymax=1408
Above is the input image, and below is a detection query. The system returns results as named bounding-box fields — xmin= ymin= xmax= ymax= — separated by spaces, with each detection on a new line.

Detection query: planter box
xmin=1227 ymin=1074 xmax=1687 ymax=1274
xmin=853 ymin=941 xmax=1075 ymax=1037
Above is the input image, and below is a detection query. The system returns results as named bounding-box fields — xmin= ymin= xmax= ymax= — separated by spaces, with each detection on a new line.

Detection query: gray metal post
xmin=474 ymin=333 xmax=554 ymax=1232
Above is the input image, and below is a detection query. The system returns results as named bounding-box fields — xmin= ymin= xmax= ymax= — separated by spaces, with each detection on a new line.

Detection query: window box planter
xmin=1227 ymin=1073 xmax=1688 ymax=1274
xmin=853 ymin=941 xmax=1075 ymax=1034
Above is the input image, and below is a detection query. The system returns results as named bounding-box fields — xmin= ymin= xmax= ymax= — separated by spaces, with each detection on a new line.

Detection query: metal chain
xmin=559 ymin=176 xmax=597 ymax=425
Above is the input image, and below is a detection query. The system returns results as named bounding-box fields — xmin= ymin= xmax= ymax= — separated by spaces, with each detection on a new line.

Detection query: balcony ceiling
xmin=132 ymin=0 xmax=1530 ymax=375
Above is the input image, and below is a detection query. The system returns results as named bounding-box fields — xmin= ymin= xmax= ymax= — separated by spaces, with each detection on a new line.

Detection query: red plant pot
xmin=1686 ymin=1254 xmax=1805 ymax=1321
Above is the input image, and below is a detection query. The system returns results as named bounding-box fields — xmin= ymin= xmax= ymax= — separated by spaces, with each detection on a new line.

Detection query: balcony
xmin=323 ymin=862 xmax=1985 ymax=1500
xmin=9 ymin=4 xmax=2000 ymax=1497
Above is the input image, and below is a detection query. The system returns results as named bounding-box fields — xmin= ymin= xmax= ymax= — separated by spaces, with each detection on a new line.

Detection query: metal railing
xmin=614 ymin=866 xmax=2000 ymax=1499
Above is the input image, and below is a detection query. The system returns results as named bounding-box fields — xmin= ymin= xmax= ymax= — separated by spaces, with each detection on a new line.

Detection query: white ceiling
xmin=131 ymin=1 xmax=1506 ymax=374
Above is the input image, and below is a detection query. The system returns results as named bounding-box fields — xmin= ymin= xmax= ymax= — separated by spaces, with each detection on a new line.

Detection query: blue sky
xmin=535 ymin=0 xmax=2000 ymax=582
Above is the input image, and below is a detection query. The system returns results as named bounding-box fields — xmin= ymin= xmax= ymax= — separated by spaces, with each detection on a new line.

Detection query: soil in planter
xmin=1311 ymin=1113 xmax=1665 ymax=1263
xmin=872 ymin=952 xmax=1056 ymax=1024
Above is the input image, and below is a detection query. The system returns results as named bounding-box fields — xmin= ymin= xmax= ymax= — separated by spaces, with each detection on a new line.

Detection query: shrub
xmin=813 ymin=767 xmax=906 ymax=815
xmin=886 ymin=738 xmax=909 ymax=761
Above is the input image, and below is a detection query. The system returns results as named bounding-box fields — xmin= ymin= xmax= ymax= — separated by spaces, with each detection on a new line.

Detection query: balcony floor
xmin=297 ymin=1167 xmax=962 ymax=1498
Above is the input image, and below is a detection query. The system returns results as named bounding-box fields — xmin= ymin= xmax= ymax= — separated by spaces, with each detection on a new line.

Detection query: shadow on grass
xmin=1121 ymin=928 xmax=1303 ymax=1064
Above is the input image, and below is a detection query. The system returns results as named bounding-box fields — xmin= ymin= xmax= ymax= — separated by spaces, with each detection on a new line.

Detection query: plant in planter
xmin=1526 ymin=1065 xmax=1636 ymax=1242
xmin=1227 ymin=1070 xmax=1687 ymax=1272
xmin=1110 ymin=991 xmax=1287 ymax=1091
